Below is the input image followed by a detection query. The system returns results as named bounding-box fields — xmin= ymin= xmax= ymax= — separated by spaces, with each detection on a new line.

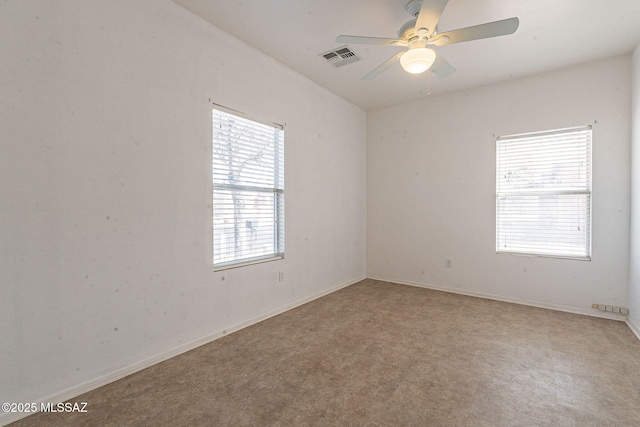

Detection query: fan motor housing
xmin=398 ymin=19 xmax=418 ymax=40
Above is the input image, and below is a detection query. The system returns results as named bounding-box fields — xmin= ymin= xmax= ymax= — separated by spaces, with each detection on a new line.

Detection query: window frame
xmin=495 ymin=125 xmax=592 ymax=261
xmin=212 ymin=103 xmax=285 ymax=271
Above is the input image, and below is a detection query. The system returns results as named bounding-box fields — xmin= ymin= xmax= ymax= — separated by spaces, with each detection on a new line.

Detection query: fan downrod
xmin=405 ymin=0 xmax=423 ymax=17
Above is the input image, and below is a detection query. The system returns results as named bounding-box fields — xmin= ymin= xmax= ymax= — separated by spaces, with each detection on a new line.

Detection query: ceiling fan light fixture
xmin=400 ymin=47 xmax=436 ymax=74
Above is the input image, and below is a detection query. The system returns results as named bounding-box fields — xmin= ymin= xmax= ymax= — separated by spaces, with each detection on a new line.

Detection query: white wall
xmin=629 ymin=44 xmax=640 ymax=333
xmin=0 ymin=0 xmax=366 ymax=410
xmin=368 ymin=55 xmax=631 ymax=314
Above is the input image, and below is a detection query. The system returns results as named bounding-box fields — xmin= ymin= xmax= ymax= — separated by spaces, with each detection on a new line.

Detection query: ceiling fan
xmin=335 ymin=0 xmax=519 ymax=80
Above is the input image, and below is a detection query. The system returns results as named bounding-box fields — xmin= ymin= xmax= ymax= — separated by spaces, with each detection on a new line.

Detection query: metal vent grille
xmin=320 ymin=46 xmax=360 ymax=67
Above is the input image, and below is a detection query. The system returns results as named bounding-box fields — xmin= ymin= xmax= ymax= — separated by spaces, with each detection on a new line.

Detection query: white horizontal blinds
xmin=496 ymin=126 xmax=592 ymax=259
xmin=212 ymin=107 xmax=284 ymax=268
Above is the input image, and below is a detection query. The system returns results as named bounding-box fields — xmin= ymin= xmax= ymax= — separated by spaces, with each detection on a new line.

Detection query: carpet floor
xmin=10 ymin=279 xmax=640 ymax=426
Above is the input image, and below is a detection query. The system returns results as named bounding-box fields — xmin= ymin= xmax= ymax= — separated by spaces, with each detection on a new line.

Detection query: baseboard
xmin=0 ymin=275 xmax=365 ymax=427
xmin=367 ymin=275 xmax=629 ymax=322
xmin=627 ymin=316 xmax=640 ymax=341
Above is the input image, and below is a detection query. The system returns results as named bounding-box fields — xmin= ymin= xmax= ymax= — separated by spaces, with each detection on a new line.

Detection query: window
xmin=496 ymin=126 xmax=592 ymax=260
xmin=212 ymin=105 xmax=284 ymax=270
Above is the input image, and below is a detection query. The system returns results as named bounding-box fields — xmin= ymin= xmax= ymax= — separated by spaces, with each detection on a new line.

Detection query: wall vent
xmin=320 ymin=46 xmax=360 ymax=67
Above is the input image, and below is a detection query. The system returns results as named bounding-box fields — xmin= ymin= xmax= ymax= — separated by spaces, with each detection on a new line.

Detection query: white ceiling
xmin=172 ymin=0 xmax=640 ymax=111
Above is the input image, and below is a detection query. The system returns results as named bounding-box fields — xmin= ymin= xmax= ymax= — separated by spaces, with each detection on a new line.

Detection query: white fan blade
xmin=430 ymin=50 xmax=455 ymax=78
xmin=415 ymin=0 xmax=449 ymax=36
xmin=430 ymin=17 xmax=519 ymax=46
xmin=362 ymin=52 xmax=404 ymax=80
xmin=336 ymin=35 xmax=407 ymax=47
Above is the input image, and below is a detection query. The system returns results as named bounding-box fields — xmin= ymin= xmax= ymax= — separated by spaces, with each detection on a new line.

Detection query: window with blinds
xmin=496 ymin=126 xmax=592 ymax=260
xmin=212 ymin=106 xmax=284 ymax=270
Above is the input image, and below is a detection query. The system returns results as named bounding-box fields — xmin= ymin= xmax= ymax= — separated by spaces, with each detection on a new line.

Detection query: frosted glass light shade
xmin=400 ymin=48 xmax=436 ymax=74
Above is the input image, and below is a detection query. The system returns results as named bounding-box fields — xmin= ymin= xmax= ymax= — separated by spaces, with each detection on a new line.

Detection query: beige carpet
xmin=11 ymin=279 xmax=640 ymax=426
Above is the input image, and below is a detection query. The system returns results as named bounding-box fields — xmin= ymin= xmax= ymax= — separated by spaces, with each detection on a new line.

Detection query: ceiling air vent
xmin=320 ymin=46 xmax=360 ymax=68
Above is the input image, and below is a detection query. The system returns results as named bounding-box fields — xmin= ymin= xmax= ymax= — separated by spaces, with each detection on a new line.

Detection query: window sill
xmin=214 ymin=254 xmax=284 ymax=271
xmin=496 ymin=251 xmax=590 ymax=261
